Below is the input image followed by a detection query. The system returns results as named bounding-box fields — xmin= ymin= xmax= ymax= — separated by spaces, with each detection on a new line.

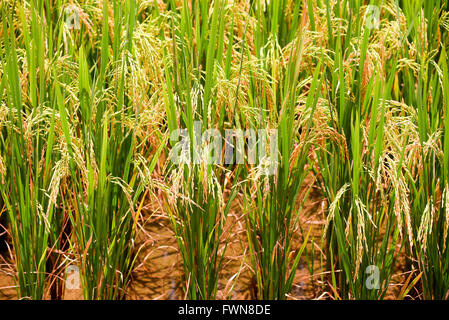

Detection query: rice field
xmin=0 ymin=0 xmax=448 ymax=300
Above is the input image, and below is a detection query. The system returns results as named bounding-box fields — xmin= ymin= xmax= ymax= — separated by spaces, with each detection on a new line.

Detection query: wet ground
xmin=0 ymin=176 xmax=408 ymax=300
xmin=127 ymin=177 xmax=326 ymax=300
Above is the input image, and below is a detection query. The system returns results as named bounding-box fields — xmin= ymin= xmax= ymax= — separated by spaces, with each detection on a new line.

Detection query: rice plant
xmin=402 ymin=2 xmax=449 ymax=299
xmin=0 ymin=1 xmax=66 ymax=299
xmin=0 ymin=0 xmax=449 ymax=301
xmin=56 ymin=0 xmax=153 ymax=299
xmin=242 ymin=33 xmax=322 ymax=299
xmin=160 ymin=0 xmax=243 ymax=299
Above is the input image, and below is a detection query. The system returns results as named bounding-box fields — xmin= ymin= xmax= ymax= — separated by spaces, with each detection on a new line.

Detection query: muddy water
xmin=125 ymin=176 xmax=407 ymax=300
xmin=0 ymin=272 xmax=15 ymax=300
xmin=0 ymin=180 xmax=327 ymax=300
xmin=126 ymin=177 xmax=327 ymax=300
xmin=127 ymin=216 xmax=183 ymax=299
xmin=0 ymin=176 xmax=407 ymax=300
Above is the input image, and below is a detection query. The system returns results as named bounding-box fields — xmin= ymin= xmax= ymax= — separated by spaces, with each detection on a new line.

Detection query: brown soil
xmin=0 ymin=269 xmax=16 ymax=300
xmin=126 ymin=176 xmax=327 ymax=300
xmin=0 ymin=176 xmax=412 ymax=300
